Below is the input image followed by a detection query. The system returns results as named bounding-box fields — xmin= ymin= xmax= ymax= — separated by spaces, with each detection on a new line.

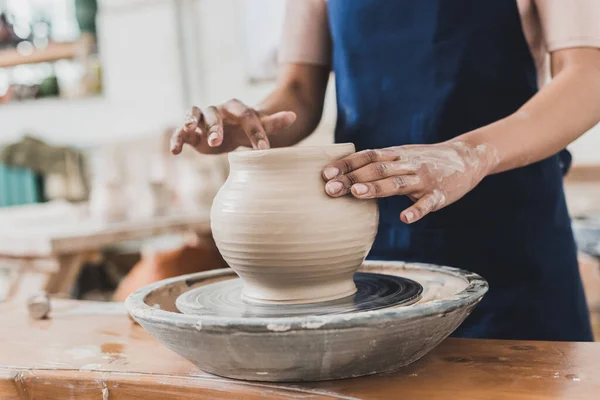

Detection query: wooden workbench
xmin=0 ymin=201 xmax=210 ymax=301
xmin=0 ymin=300 xmax=598 ymax=399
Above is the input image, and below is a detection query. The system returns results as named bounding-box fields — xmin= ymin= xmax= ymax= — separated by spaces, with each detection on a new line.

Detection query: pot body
xmin=210 ymin=143 xmax=379 ymax=303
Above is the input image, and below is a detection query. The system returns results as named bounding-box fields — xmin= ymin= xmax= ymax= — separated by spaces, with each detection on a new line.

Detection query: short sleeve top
xmin=279 ymin=0 xmax=600 ymax=85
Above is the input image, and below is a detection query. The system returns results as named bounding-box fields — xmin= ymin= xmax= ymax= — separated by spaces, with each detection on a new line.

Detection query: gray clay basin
xmin=125 ymin=261 xmax=488 ymax=382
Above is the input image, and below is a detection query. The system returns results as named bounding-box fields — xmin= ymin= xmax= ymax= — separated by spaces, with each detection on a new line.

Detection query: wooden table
xmin=0 ymin=300 xmax=598 ymax=399
xmin=0 ymin=201 xmax=210 ymax=301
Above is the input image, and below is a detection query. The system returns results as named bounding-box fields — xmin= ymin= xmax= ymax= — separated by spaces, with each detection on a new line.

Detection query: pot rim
xmin=125 ymin=260 xmax=488 ymax=333
xmin=228 ymin=143 xmax=355 ymax=163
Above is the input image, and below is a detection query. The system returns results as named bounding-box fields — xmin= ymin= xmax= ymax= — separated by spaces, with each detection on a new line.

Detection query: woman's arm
xmin=254 ymin=64 xmax=330 ymax=148
xmin=170 ymin=63 xmax=329 ymax=155
xmin=321 ymin=48 xmax=600 ymax=224
xmin=460 ymin=48 xmax=600 ymax=174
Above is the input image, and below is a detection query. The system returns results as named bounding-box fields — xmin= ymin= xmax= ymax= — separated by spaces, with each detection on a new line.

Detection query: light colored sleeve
xmin=278 ymin=0 xmax=331 ymax=66
xmin=536 ymin=0 xmax=600 ymax=51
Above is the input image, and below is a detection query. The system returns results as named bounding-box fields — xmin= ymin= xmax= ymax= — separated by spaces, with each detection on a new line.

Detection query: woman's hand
xmin=321 ymin=141 xmax=498 ymax=224
xmin=170 ymin=99 xmax=296 ymax=155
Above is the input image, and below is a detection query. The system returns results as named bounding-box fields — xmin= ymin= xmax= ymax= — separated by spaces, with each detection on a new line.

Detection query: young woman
xmin=171 ymin=0 xmax=600 ymax=341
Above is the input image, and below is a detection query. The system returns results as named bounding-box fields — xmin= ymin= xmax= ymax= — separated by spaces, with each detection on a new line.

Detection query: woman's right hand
xmin=170 ymin=99 xmax=296 ymax=155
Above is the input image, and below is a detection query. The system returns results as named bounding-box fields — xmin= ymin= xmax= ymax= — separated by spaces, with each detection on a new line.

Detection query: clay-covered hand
xmin=170 ymin=99 xmax=296 ymax=155
xmin=321 ymin=141 xmax=498 ymax=224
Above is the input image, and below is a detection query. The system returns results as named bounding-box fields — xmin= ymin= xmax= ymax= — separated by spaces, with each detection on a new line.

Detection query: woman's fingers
xmin=400 ymin=190 xmax=446 ymax=224
xmin=184 ymin=106 xmax=202 ymax=133
xmin=222 ymin=99 xmax=270 ymax=150
xmin=322 ymin=149 xmax=399 ymax=182
xmin=172 ymin=106 xmax=205 ymax=154
xmin=349 ymin=175 xmax=422 ymax=199
xmin=325 ymin=161 xmax=416 ymax=196
xmin=170 ymin=128 xmax=184 ymax=155
xmin=173 ymin=100 xmax=296 ymax=154
xmin=170 ymin=127 xmax=202 ymax=155
xmin=202 ymin=106 xmax=224 ymax=147
xmin=260 ymin=111 xmax=297 ymax=133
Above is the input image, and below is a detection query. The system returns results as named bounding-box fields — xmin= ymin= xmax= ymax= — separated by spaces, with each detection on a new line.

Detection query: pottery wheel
xmin=175 ymin=273 xmax=423 ymax=318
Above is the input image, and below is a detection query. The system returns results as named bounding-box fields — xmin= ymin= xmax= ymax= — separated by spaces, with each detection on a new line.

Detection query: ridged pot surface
xmin=210 ymin=143 xmax=379 ymax=303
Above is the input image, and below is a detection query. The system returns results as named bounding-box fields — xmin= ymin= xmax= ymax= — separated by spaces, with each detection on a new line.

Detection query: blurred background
xmin=0 ymin=0 xmax=335 ymax=310
xmin=0 ymin=0 xmax=599 ymax=336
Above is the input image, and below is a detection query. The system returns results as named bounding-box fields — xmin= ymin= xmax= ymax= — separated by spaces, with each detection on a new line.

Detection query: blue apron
xmin=327 ymin=0 xmax=593 ymax=341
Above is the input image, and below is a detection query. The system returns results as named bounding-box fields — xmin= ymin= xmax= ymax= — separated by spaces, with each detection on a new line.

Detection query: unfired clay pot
xmin=210 ymin=143 xmax=379 ymax=304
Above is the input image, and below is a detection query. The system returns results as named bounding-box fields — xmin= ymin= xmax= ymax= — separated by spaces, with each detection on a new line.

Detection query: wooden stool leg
xmin=45 ymin=252 xmax=100 ymax=298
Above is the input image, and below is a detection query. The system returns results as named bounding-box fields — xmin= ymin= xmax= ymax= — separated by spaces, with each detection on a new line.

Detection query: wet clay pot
xmin=210 ymin=143 xmax=379 ymax=304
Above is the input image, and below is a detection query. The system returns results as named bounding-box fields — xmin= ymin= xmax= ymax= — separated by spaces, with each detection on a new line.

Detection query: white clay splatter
xmin=256 ymin=372 xmax=269 ymax=375
xmin=79 ymin=363 xmax=102 ymax=371
xmin=432 ymin=189 xmax=446 ymax=208
xmin=102 ymin=385 xmax=109 ymax=400
xmin=397 ymin=145 xmax=467 ymax=182
xmin=302 ymin=321 xmax=326 ymax=329
xmin=195 ymin=321 xmax=202 ymax=331
xmin=66 ymin=346 xmax=99 ymax=360
xmin=266 ymin=323 xmax=291 ymax=332
xmin=134 ymin=308 xmax=153 ymax=318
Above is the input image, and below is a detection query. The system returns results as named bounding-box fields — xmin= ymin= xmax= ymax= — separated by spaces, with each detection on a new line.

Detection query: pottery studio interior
xmin=2 ymin=0 xmax=600 ymax=399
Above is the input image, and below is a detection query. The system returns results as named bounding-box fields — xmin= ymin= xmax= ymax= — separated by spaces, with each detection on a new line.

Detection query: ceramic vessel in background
xmin=210 ymin=143 xmax=379 ymax=304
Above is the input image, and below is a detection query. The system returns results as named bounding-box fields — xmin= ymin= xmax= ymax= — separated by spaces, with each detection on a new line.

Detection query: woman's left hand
xmin=321 ymin=141 xmax=497 ymax=224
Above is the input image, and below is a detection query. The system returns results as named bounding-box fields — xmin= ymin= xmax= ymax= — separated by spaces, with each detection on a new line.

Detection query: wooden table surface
xmin=0 ymin=300 xmax=598 ymax=400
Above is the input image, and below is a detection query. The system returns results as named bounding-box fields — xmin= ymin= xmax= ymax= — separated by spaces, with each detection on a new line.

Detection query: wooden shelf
xmin=0 ymin=41 xmax=87 ymax=69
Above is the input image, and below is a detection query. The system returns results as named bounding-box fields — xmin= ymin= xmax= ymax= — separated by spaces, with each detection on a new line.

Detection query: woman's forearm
xmin=256 ymin=64 xmax=330 ymax=148
xmin=458 ymin=48 xmax=600 ymax=175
